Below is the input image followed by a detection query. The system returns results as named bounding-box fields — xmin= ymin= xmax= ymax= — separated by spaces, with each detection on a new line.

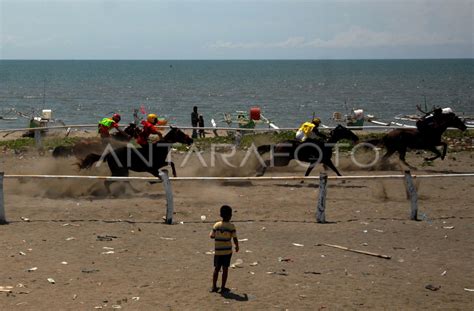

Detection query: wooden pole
xmin=317 ymin=243 xmax=391 ymax=259
xmin=0 ymin=172 xmax=6 ymax=224
xmin=34 ymin=129 xmax=42 ymax=149
xmin=404 ymin=170 xmax=418 ymax=220
xmin=159 ymin=170 xmax=174 ymax=225
xmin=317 ymin=173 xmax=328 ymax=223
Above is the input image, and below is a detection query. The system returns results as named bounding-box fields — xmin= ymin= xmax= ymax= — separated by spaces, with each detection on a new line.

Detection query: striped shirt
xmin=212 ymin=221 xmax=237 ymax=256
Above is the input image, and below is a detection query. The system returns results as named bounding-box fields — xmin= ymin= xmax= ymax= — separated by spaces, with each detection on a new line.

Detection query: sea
xmin=0 ymin=59 xmax=473 ymax=130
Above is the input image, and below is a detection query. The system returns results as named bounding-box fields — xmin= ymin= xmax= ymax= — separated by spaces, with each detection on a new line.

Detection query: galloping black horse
xmin=366 ymin=112 xmax=466 ymax=168
xmin=256 ymin=125 xmax=359 ymax=177
xmin=78 ymin=127 xmax=193 ymax=193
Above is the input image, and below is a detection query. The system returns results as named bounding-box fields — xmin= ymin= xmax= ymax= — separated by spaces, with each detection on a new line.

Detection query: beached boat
xmin=212 ymin=106 xmax=279 ymax=131
xmin=332 ymin=108 xmax=377 ymax=128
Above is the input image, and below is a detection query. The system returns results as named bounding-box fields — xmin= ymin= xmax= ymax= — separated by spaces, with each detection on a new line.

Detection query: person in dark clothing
xmin=198 ymin=114 xmax=205 ymax=138
xmin=416 ymin=108 xmax=443 ymax=137
xmin=191 ymin=106 xmax=199 ymax=139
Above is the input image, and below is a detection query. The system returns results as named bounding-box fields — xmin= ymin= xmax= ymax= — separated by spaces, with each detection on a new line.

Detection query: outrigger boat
xmin=0 ymin=108 xmax=18 ymax=121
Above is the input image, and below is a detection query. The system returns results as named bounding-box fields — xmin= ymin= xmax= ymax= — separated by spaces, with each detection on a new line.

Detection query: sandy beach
xmin=0 ymin=133 xmax=473 ymax=310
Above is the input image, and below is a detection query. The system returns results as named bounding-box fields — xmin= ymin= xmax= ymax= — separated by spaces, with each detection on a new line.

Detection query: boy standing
xmin=209 ymin=205 xmax=239 ymax=293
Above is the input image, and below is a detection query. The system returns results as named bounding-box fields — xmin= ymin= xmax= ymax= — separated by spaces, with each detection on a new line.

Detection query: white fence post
xmin=0 ymin=172 xmax=6 ymax=224
xmin=317 ymin=173 xmax=328 ymax=223
xmin=404 ymin=171 xmax=418 ymax=220
xmin=159 ymin=170 xmax=174 ymax=224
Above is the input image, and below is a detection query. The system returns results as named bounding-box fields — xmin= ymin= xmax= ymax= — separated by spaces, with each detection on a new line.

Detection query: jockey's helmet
xmin=312 ymin=117 xmax=321 ymax=126
xmin=147 ymin=113 xmax=158 ymax=124
xmin=112 ymin=113 xmax=121 ymax=122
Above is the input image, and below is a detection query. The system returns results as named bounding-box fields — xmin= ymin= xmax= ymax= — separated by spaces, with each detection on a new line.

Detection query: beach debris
xmin=20 ymin=217 xmax=30 ymax=222
xmin=179 ymin=221 xmax=184 ymax=225
xmin=441 ymin=270 xmax=447 ymax=276
xmin=19 ymin=251 xmax=26 ymax=256
xmin=81 ymin=269 xmax=100 ymax=274
xmin=292 ymin=243 xmax=304 ymax=247
xmin=278 ymin=257 xmax=292 ymax=262
xmin=47 ymin=278 xmax=55 ymax=284
xmin=200 ymin=215 xmax=206 ymax=221
xmin=160 ymin=237 xmax=176 ymax=241
xmin=132 ymin=297 xmax=140 ymax=301
xmin=205 ymin=251 xmax=215 ymax=255
xmin=0 ymin=286 xmax=13 ymax=293
xmin=316 ymin=243 xmax=391 ymax=260
xmin=65 ymin=237 xmax=75 ymax=241
xmin=101 ymin=251 xmax=115 ymax=255
xmin=249 ymin=262 xmax=259 ymax=266
xmin=111 ymin=306 xmax=122 ymax=309
xmin=261 ymin=227 xmax=266 ymax=231
xmin=27 ymin=267 xmax=38 ymax=272
xmin=373 ymin=229 xmax=384 ymax=233
xmin=425 ymin=284 xmax=441 ymax=291
xmin=230 ymin=259 xmax=244 ymax=268
xmin=363 ymin=230 xmax=368 ymax=233
xmin=102 ymin=247 xmax=114 ymax=250
xmin=361 ymin=243 xmax=368 ymax=246
xmin=96 ymin=235 xmax=118 ymax=241
xmin=443 ymin=226 xmax=455 ymax=230
xmin=61 ymin=261 xmax=68 ymax=265
xmin=72 ymin=294 xmax=78 ymax=300
xmin=266 ymin=270 xmax=288 ymax=276
xmin=304 ymin=271 xmax=321 ymax=275
xmin=238 ymin=238 xmax=248 ymax=242
xmin=61 ymin=223 xmax=80 ymax=227
xmin=464 ymin=288 xmax=474 ymax=292
xmin=249 ymin=271 xmax=255 ymax=275
xmin=245 ymin=250 xmax=252 ymax=253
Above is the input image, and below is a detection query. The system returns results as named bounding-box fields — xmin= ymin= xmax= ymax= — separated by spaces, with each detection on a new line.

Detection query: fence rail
xmin=1 ymin=172 xmax=473 ymax=225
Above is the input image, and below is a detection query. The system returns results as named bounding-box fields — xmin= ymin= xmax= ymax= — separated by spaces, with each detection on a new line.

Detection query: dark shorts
xmin=214 ymin=254 xmax=232 ymax=268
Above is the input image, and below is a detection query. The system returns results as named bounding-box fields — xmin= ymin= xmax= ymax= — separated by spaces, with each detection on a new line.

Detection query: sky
xmin=0 ymin=0 xmax=472 ymax=59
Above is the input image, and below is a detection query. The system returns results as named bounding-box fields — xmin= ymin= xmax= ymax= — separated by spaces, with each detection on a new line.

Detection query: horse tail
xmin=52 ymin=145 xmax=74 ymax=158
xmin=78 ymin=153 xmax=104 ymax=169
xmin=257 ymin=144 xmax=272 ymax=155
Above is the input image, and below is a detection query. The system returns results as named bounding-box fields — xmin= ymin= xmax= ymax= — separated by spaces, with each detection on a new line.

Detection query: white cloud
xmin=209 ymin=26 xmax=470 ymax=50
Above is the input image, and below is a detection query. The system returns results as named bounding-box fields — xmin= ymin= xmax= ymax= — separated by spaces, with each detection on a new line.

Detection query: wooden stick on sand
xmin=317 ymin=243 xmax=391 ymax=260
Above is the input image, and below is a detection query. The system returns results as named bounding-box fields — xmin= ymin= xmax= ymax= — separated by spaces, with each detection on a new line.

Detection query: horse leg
xmin=323 ymin=159 xmax=342 ymax=176
xmin=440 ymin=142 xmax=447 ymax=160
xmin=256 ymin=160 xmax=270 ymax=177
xmin=381 ymin=149 xmax=395 ymax=164
xmin=304 ymin=162 xmax=317 ymax=177
xmin=167 ymin=161 xmax=177 ymax=177
xmin=399 ymin=147 xmax=416 ymax=170
xmin=424 ymin=146 xmax=442 ymax=161
xmin=105 ymin=169 xmax=140 ymax=194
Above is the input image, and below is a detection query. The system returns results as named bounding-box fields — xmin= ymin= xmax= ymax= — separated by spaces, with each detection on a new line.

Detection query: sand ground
xmin=0 ymin=140 xmax=473 ymax=310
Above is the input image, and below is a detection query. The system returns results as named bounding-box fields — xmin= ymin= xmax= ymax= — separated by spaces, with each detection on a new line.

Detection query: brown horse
xmin=256 ymin=125 xmax=359 ymax=177
xmin=366 ymin=112 xmax=466 ymax=168
xmin=78 ymin=127 xmax=193 ymax=193
xmin=53 ymin=123 xmax=140 ymax=160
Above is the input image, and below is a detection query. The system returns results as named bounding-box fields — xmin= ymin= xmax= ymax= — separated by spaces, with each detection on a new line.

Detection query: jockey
xmin=98 ymin=113 xmax=125 ymax=139
xmin=136 ymin=113 xmax=166 ymax=147
xmin=416 ymin=108 xmax=443 ymax=134
xmin=295 ymin=117 xmax=327 ymax=142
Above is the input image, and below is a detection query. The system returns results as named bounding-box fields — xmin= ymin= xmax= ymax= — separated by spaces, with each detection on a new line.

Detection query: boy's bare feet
xmin=209 ymin=287 xmax=219 ymax=293
xmin=220 ymin=287 xmax=230 ymax=293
